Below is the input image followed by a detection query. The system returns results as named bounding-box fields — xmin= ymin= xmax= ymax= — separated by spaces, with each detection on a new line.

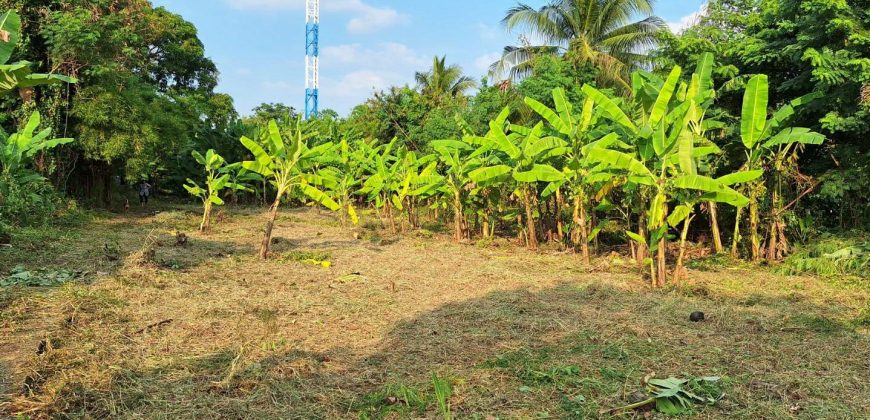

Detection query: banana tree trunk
xmin=653 ymin=199 xmax=668 ymax=287
xmin=572 ymin=193 xmax=590 ymax=264
xmin=675 ymin=214 xmax=695 ymax=283
xmin=453 ymin=191 xmax=463 ymax=242
xmin=556 ymin=188 xmax=565 ymax=246
xmin=636 ymin=210 xmax=648 ymax=271
xmin=708 ymin=201 xmax=723 ymax=253
xmin=524 ymin=189 xmax=538 ymax=250
xmin=200 ymin=200 xmax=213 ymax=233
xmin=749 ymin=199 xmax=761 ymax=262
xmin=731 ymin=206 xmax=743 ymax=258
xmin=258 ymin=194 xmax=283 ymax=259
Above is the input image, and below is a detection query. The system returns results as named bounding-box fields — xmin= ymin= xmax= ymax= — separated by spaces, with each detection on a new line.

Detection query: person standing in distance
xmin=138 ymin=180 xmax=152 ymax=207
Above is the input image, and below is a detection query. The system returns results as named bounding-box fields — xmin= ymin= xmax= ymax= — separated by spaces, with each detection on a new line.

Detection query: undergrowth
xmin=778 ymin=235 xmax=869 ymax=281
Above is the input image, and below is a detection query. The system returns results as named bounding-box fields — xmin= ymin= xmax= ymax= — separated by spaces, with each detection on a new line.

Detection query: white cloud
xmin=474 ymin=52 xmax=502 ymax=73
xmin=225 ymin=0 xmax=406 ymax=34
xmin=667 ymin=3 xmax=707 ymax=34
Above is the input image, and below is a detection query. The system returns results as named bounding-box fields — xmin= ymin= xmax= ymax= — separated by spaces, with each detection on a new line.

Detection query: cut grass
xmin=0 ymin=205 xmax=868 ymax=418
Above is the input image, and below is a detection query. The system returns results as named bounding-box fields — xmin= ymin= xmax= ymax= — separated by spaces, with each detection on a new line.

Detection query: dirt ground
xmin=0 ymin=205 xmax=868 ymax=419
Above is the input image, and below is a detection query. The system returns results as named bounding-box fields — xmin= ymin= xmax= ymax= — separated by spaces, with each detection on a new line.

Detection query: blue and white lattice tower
xmin=304 ymin=0 xmax=319 ymax=119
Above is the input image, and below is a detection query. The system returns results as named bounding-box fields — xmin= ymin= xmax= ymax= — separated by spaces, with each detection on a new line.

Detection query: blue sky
xmin=151 ymin=0 xmax=706 ymax=116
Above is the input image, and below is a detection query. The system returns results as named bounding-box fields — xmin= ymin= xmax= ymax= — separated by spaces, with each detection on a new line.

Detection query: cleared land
xmin=0 ymin=205 xmax=868 ymax=419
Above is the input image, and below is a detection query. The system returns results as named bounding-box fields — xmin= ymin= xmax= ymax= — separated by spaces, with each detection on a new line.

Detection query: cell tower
xmin=305 ymin=0 xmax=319 ymax=119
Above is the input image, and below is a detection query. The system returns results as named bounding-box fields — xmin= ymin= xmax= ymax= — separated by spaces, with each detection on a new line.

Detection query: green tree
xmin=493 ymin=0 xmax=667 ymax=91
xmin=470 ymin=110 xmax=567 ymax=250
xmin=240 ymin=119 xmax=339 ymax=259
xmin=415 ymin=56 xmax=476 ymax=105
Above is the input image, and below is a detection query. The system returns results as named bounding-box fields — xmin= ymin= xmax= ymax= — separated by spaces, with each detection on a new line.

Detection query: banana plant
xmin=184 ymin=150 xmax=250 ymax=232
xmin=1 ymin=111 xmax=73 ymax=183
xmin=525 ymin=87 xmax=625 ymax=262
xmin=0 ymin=11 xmax=75 ymax=99
xmin=357 ymin=138 xmax=404 ymax=232
xmin=732 ymin=75 xmax=825 ymax=261
xmin=469 ymin=109 xmax=567 ymax=250
xmin=221 ymin=162 xmax=262 ymax=205
xmin=315 ymin=137 xmax=368 ymax=227
xmin=583 ymin=59 xmax=750 ymax=286
xmin=394 ymin=151 xmax=442 ymax=230
xmin=430 ymin=136 xmax=484 ymax=241
xmin=240 ymin=118 xmax=340 ymax=259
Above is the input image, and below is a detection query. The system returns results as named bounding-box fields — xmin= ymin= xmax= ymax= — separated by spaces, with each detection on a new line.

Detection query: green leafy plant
xmin=470 ymin=108 xmax=567 ymax=249
xmin=584 ymin=55 xmax=750 ymax=285
xmin=431 ymin=372 xmax=453 ymax=420
xmin=184 ymin=149 xmax=249 ymax=232
xmin=240 ymin=118 xmax=339 ymax=258
xmin=732 ymin=75 xmax=825 ymax=262
xmin=0 ymin=10 xmax=76 ymax=99
xmin=608 ymin=376 xmax=723 ymax=415
xmin=2 ymin=265 xmax=80 ymax=287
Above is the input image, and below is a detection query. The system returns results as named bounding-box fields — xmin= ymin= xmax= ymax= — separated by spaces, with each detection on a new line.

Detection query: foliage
xmin=1 ymin=264 xmax=79 ymax=287
xmin=184 ymin=149 xmax=250 ymax=232
xmin=654 ymin=0 xmax=870 ymax=229
xmin=430 ymin=372 xmax=453 ymax=420
xmin=415 ymin=56 xmax=475 ymax=105
xmin=239 ymin=118 xmax=339 ymax=258
xmin=779 ymin=237 xmax=870 ymax=280
xmin=493 ymin=0 xmax=667 ymax=91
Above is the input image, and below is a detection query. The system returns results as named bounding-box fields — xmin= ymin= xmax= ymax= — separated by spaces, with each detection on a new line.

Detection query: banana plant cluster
xmin=207 ymin=52 xmax=823 ymax=284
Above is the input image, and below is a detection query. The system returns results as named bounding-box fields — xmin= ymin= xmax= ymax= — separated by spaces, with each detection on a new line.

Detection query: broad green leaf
xmin=650 ymin=66 xmax=682 ymax=126
xmin=668 ymin=205 xmax=692 ymax=227
xmin=553 ymin=87 xmax=575 ymax=130
xmin=525 ymin=136 xmax=567 ymax=159
xmin=581 ymin=85 xmax=637 ymax=133
xmin=469 ymin=165 xmax=512 ymax=183
xmin=649 ymin=193 xmax=666 ymax=228
xmin=391 ymin=193 xmax=404 ymax=211
xmin=240 ymin=136 xmax=273 ymax=168
xmin=672 ymin=174 xmax=728 ymax=193
xmin=513 ymin=164 xmax=564 ymax=183
xmin=525 ymin=96 xmax=569 ymax=135
xmin=488 ymin=121 xmax=521 ymax=159
xmin=741 ymin=75 xmax=769 ymax=149
xmin=241 ymin=161 xmax=274 ymax=177
xmin=762 ymin=127 xmax=825 ymax=148
xmin=209 ymin=195 xmax=225 ymax=205
xmin=267 ymin=120 xmax=285 ymax=156
xmin=625 ymin=231 xmax=647 ymax=245
xmin=694 ymin=52 xmax=715 ymax=101
xmin=431 ymin=139 xmax=472 ymax=152
xmin=717 ymin=170 xmax=763 ymax=186
xmin=300 ymin=184 xmax=340 ymax=211
xmin=0 ymin=11 xmax=22 ymax=65
xmin=677 ymin=129 xmax=696 ymax=175
xmin=585 ymin=148 xmax=654 ymax=179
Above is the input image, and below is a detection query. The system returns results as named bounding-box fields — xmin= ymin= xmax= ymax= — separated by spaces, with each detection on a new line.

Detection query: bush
xmin=0 ymin=173 xmax=61 ymax=227
xmin=778 ymin=234 xmax=869 ymax=280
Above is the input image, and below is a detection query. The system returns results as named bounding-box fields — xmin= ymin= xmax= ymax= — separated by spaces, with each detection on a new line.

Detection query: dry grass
xmin=0 ymin=205 xmax=868 ymax=419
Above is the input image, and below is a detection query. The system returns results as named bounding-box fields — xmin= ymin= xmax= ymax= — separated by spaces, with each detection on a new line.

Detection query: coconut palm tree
xmin=415 ymin=56 xmax=476 ymax=103
xmin=491 ymin=0 xmax=667 ymax=91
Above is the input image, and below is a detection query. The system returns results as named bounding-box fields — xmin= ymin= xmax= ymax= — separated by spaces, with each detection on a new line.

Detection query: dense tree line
xmin=1 ymin=0 xmax=866 ymax=246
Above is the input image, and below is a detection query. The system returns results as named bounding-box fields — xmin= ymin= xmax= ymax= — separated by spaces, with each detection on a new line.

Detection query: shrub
xmin=0 ymin=172 xmax=61 ymax=227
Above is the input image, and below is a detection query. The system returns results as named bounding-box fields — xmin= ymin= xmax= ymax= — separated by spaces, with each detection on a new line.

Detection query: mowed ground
xmin=0 ymin=205 xmax=867 ymax=419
